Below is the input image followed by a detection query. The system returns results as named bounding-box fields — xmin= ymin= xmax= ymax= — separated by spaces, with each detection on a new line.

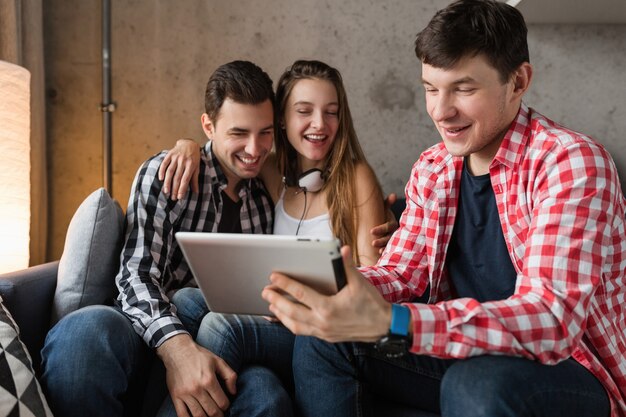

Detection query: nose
xmin=311 ymin=110 xmax=325 ymax=129
xmin=244 ymin=134 xmax=265 ymax=156
xmin=430 ymin=93 xmax=457 ymax=122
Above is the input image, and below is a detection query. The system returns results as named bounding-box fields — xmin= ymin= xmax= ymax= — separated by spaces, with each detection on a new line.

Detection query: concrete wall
xmin=43 ymin=0 xmax=626 ymax=260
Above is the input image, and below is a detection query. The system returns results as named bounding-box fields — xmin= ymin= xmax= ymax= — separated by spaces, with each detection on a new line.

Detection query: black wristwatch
xmin=375 ymin=304 xmax=411 ymax=358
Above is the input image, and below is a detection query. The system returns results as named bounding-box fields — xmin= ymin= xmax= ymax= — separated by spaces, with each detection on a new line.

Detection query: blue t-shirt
xmin=446 ymin=161 xmax=517 ymax=302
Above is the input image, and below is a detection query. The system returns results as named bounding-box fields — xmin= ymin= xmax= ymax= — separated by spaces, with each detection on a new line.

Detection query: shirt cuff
xmin=144 ymin=315 xmax=189 ymax=349
xmin=405 ymin=302 xmax=448 ymax=356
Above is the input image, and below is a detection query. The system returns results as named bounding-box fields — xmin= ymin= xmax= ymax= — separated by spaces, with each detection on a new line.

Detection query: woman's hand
xmin=158 ymin=138 xmax=202 ymax=200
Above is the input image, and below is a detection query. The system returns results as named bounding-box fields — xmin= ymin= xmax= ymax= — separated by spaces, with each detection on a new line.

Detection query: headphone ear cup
xmin=297 ymin=168 xmax=324 ymax=192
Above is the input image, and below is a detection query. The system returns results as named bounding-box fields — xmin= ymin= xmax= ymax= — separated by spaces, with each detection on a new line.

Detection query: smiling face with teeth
xmin=283 ymin=78 xmax=340 ymax=172
xmin=202 ymin=97 xmax=274 ymax=196
xmin=422 ymin=54 xmax=530 ymax=175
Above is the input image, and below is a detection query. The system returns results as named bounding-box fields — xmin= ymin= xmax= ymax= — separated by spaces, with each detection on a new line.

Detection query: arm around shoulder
xmin=158 ymin=138 xmax=202 ymax=200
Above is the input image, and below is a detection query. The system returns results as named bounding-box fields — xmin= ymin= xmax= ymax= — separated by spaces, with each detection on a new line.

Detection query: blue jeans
xmin=159 ymin=288 xmax=294 ymax=417
xmin=171 ymin=287 xmax=210 ymax=338
xmin=40 ymin=305 xmax=164 ymax=417
xmin=196 ymin=312 xmax=296 ymax=394
xmin=157 ymin=365 xmax=293 ymax=417
xmin=293 ymin=336 xmax=610 ymax=417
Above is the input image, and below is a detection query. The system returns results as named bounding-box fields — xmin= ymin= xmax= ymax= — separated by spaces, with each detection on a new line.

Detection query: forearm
xmin=116 ymin=156 xmax=188 ymax=347
xmin=404 ymin=290 xmax=591 ymax=364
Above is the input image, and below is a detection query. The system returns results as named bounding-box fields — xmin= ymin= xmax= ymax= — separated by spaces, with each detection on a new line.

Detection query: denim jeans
xmin=292 ymin=336 xmax=610 ymax=417
xmin=157 ymin=365 xmax=293 ymax=417
xmin=40 ymin=305 xmax=164 ymax=417
xmin=161 ymin=287 xmax=295 ymax=417
xmin=171 ymin=287 xmax=211 ymax=338
xmin=196 ymin=311 xmax=296 ymax=394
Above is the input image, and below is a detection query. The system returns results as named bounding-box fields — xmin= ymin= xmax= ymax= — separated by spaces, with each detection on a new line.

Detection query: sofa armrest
xmin=0 ymin=261 xmax=58 ymax=372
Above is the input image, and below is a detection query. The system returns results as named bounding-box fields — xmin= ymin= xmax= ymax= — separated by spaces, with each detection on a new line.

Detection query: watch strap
xmin=389 ymin=304 xmax=410 ymax=337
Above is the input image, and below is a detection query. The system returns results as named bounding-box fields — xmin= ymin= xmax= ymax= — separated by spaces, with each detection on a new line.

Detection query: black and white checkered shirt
xmin=116 ymin=141 xmax=273 ymax=348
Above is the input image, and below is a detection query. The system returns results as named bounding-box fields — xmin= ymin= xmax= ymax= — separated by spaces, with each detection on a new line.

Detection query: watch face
xmin=375 ymin=335 xmax=408 ymax=358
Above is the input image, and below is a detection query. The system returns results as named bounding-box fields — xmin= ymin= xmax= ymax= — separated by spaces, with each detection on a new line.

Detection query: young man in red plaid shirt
xmin=263 ymin=1 xmax=626 ymax=416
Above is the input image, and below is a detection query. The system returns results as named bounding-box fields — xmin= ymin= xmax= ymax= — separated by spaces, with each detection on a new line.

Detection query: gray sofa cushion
xmin=51 ymin=188 xmax=124 ymax=324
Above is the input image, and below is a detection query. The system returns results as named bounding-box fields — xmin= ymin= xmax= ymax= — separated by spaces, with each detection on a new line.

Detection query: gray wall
xmin=44 ymin=1 xmax=626 ymax=260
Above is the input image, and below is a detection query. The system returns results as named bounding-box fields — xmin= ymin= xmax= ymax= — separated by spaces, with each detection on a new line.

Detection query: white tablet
xmin=175 ymin=232 xmax=346 ymax=316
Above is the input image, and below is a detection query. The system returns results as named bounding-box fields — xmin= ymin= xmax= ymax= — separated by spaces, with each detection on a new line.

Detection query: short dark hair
xmin=204 ymin=60 xmax=275 ymax=121
xmin=414 ymin=0 xmax=529 ymax=82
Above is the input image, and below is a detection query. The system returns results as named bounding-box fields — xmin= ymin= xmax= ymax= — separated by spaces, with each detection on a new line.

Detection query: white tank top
xmin=273 ymin=188 xmax=333 ymax=237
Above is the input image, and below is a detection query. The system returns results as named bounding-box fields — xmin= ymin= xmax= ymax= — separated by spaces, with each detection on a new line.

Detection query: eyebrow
xmin=293 ymin=100 xmax=339 ymax=107
xmin=227 ymin=124 xmax=274 ymax=134
xmin=422 ymin=76 xmax=477 ymax=86
xmin=228 ymin=127 xmax=249 ymax=134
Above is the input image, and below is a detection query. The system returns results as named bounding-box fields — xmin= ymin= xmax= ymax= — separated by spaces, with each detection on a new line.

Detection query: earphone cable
xmin=295 ymin=189 xmax=307 ymax=236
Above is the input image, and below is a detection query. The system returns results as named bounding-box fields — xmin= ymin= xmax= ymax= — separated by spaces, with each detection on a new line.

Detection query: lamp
xmin=0 ymin=60 xmax=31 ymax=273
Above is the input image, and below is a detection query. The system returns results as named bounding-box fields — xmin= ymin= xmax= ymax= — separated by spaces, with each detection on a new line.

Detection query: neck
xmin=224 ymin=179 xmax=242 ymax=201
xmin=298 ymin=156 xmax=326 ymax=174
xmin=466 ymin=156 xmax=491 ymax=176
xmin=467 ymin=110 xmax=517 ymax=176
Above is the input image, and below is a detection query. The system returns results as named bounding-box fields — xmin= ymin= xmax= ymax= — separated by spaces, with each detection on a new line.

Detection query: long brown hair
xmin=275 ymin=60 xmax=380 ymax=264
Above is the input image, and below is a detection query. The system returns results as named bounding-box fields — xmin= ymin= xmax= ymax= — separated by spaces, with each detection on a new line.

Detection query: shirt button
xmin=425 ymin=343 xmax=433 ymax=352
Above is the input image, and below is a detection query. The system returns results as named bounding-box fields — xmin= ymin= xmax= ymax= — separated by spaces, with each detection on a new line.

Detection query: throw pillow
xmin=51 ymin=188 xmax=124 ymax=324
xmin=0 ymin=297 xmax=53 ymax=417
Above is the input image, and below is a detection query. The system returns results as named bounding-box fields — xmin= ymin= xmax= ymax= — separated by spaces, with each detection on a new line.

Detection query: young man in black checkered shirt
xmin=41 ymin=61 xmax=286 ymax=417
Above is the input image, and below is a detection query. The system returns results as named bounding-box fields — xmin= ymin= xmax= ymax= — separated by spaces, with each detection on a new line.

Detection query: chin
xmin=306 ymin=150 xmax=330 ymax=162
xmin=442 ymin=144 xmax=466 ymax=157
xmin=240 ymin=170 xmax=261 ymax=179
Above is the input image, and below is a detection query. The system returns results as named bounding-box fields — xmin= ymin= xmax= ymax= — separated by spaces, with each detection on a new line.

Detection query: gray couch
xmin=0 ymin=193 xmax=439 ymax=417
xmin=0 ymin=260 xmax=58 ymax=375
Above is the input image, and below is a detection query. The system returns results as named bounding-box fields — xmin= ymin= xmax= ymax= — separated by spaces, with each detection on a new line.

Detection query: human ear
xmin=511 ymin=62 xmax=533 ymax=98
xmin=201 ymin=113 xmax=215 ymax=138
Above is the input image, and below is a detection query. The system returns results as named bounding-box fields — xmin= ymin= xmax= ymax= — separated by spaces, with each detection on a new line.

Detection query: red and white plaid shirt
xmin=361 ymin=103 xmax=626 ymax=416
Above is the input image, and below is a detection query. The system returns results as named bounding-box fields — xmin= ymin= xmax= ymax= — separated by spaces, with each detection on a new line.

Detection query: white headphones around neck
xmin=284 ymin=168 xmax=325 ymax=193
xmin=297 ymin=168 xmax=325 ymax=192
xmin=283 ymin=168 xmax=325 ymax=235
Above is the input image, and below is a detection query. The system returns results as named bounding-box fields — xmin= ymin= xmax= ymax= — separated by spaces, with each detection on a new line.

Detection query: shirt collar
xmin=491 ymin=102 xmax=532 ymax=170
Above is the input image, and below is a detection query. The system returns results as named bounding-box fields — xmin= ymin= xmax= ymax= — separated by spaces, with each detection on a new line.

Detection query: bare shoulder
xmin=354 ymin=161 xmax=377 ymax=179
